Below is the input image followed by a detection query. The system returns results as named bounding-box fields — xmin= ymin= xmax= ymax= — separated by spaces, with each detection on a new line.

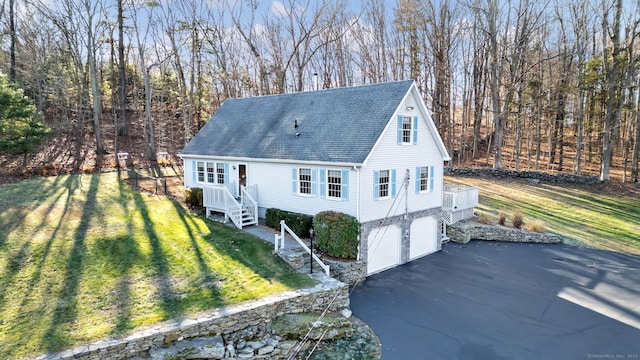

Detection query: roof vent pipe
xmin=313 ymin=73 xmax=318 ymax=91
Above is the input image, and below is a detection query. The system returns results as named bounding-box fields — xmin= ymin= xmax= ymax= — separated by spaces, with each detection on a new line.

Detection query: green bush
xmin=313 ymin=211 xmax=360 ymax=259
xmin=185 ymin=187 xmax=203 ymax=208
xmin=266 ymin=208 xmax=313 ymax=238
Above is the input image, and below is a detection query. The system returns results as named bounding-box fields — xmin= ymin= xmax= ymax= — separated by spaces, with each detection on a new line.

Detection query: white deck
xmin=442 ymin=185 xmax=479 ymax=225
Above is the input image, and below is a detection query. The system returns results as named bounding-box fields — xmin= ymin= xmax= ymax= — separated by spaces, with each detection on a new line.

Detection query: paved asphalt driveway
xmin=350 ymin=241 xmax=640 ymax=360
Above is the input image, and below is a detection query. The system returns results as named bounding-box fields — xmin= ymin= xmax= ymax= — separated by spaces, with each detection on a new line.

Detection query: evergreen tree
xmin=0 ymin=73 xmax=51 ymax=155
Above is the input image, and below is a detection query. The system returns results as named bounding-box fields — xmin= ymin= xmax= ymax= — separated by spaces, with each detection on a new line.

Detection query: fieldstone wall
xmin=37 ymin=275 xmax=349 ymax=360
xmin=322 ymin=258 xmax=367 ymax=286
xmin=448 ymin=220 xmax=565 ymax=244
xmin=444 ymin=168 xmax=600 ymax=185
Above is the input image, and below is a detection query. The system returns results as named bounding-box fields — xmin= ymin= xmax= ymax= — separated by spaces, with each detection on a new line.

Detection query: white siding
xmin=253 ymin=162 xmax=357 ymax=217
xmin=359 ymin=93 xmax=445 ymax=223
xmin=183 ymin=157 xmax=358 ymax=218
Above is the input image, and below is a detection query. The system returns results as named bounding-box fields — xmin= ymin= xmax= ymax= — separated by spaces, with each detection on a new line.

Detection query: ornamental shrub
xmin=313 ymin=211 xmax=360 ymax=259
xmin=512 ymin=210 xmax=524 ymax=229
xmin=185 ymin=187 xmax=203 ymax=208
xmin=265 ymin=208 xmax=313 ymax=238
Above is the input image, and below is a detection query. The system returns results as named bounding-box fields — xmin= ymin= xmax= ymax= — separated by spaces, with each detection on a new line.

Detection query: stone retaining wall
xmin=448 ymin=220 xmax=565 ymax=244
xmin=38 ymin=275 xmax=349 ymax=360
xmin=444 ymin=168 xmax=600 ymax=185
xmin=322 ymin=258 xmax=367 ymax=286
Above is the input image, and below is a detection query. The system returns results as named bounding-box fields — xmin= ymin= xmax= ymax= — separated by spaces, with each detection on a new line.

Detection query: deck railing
xmin=442 ymin=185 xmax=479 ymax=225
xmin=443 ymin=185 xmax=479 ymax=211
xmin=203 ymin=185 xmax=243 ymax=228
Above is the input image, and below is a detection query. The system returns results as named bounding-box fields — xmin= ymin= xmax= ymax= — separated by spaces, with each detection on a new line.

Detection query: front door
xmin=238 ymin=164 xmax=247 ymax=194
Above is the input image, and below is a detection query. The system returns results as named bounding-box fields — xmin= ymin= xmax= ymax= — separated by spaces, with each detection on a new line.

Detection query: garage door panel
xmin=367 ymin=225 xmax=401 ymax=275
xmin=410 ymin=217 xmax=438 ymax=259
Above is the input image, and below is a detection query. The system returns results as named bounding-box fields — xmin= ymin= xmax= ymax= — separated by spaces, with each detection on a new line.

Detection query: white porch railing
xmin=274 ymin=220 xmax=330 ymax=276
xmin=203 ymin=185 xmax=257 ymax=229
xmin=240 ymin=185 xmax=258 ymax=227
xmin=442 ymin=185 xmax=479 ymax=225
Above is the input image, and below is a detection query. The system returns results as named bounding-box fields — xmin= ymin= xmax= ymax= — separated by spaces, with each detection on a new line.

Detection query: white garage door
xmin=367 ymin=225 xmax=401 ymax=275
xmin=410 ymin=217 xmax=438 ymax=259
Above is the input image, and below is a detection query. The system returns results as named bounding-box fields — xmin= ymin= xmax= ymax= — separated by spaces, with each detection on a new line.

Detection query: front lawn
xmin=0 ymin=172 xmax=315 ymax=359
xmin=446 ymin=176 xmax=640 ymax=254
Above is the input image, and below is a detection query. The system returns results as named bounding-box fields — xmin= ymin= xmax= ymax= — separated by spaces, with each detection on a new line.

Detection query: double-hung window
xmin=197 ymin=161 xmax=205 ymax=183
xmin=195 ymin=161 xmax=226 ymax=185
xmin=402 ymin=116 xmax=412 ymax=144
xmin=419 ymin=166 xmax=428 ymax=192
xmin=327 ymin=170 xmax=342 ymax=199
xmin=299 ymin=168 xmax=312 ymax=195
xmin=379 ymin=170 xmax=390 ymax=199
xmin=416 ymin=165 xmax=434 ymax=193
xmin=216 ymin=162 xmax=225 ymax=184
xmin=206 ymin=162 xmax=215 ymax=183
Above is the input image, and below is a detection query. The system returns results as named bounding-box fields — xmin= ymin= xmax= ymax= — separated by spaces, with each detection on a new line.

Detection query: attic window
xmin=402 ymin=116 xmax=412 ymax=144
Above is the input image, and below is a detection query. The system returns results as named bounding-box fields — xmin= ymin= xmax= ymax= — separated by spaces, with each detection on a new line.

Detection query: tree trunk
xmin=118 ymin=0 xmax=128 ymax=137
xmin=9 ymin=0 xmax=16 ymax=82
xmin=86 ymin=6 xmax=104 ymax=155
xmin=600 ymin=0 xmax=623 ymax=183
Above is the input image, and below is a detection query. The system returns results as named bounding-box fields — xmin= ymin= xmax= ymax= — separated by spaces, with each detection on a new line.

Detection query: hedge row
xmin=265 ymin=208 xmax=314 ymax=239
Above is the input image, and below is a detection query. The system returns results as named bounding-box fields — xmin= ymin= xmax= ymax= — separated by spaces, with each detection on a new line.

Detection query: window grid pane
xmin=207 ymin=162 xmax=215 ymax=183
xmin=299 ymin=168 xmax=311 ymax=194
xmin=197 ymin=162 xmax=205 ymax=182
xmin=402 ymin=116 xmax=412 ymax=143
xmin=379 ymin=170 xmax=389 ymax=198
xmin=328 ymin=170 xmax=341 ymax=198
xmin=420 ymin=166 xmax=428 ymax=191
xmin=216 ymin=163 xmax=225 ymax=184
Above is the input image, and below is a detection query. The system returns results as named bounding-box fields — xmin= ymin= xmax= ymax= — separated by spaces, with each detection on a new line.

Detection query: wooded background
xmin=0 ymin=0 xmax=638 ymax=182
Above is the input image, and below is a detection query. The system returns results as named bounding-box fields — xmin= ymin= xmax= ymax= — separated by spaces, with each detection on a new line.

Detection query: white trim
xmin=180 ymin=154 xmax=362 ymax=168
xmin=326 ymin=169 xmax=343 ymax=200
xmin=297 ymin=167 xmax=313 ymax=196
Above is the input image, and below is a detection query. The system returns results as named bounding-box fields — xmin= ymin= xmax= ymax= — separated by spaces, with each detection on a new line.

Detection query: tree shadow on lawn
xmin=193 ymin=216 xmax=316 ymax=290
xmin=41 ymin=173 xmax=100 ymax=353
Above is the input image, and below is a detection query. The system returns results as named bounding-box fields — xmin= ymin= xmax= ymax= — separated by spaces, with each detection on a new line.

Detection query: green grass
xmin=446 ymin=176 xmax=640 ymax=254
xmin=0 ymin=172 xmax=315 ymax=359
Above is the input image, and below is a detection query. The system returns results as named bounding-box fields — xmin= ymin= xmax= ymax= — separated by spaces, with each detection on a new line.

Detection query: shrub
xmin=525 ymin=219 xmax=546 ymax=233
xmin=512 ymin=210 xmax=523 ymax=229
xmin=265 ymin=208 xmax=313 ymax=238
xmin=185 ymin=187 xmax=203 ymax=208
xmin=497 ymin=211 xmax=506 ymax=226
xmin=476 ymin=213 xmax=493 ymax=225
xmin=313 ymin=211 xmax=360 ymax=259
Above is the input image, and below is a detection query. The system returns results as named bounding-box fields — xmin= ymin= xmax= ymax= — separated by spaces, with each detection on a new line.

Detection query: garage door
xmin=367 ymin=225 xmax=401 ymax=275
xmin=410 ymin=216 xmax=438 ymax=259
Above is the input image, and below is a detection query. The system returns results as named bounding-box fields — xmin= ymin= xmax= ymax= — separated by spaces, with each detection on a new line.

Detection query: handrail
xmin=241 ymin=185 xmax=258 ymax=226
xmin=275 ymin=220 xmax=330 ymax=276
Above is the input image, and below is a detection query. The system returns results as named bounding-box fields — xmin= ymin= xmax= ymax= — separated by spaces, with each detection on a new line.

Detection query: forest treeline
xmin=0 ymin=0 xmax=639 ymax=182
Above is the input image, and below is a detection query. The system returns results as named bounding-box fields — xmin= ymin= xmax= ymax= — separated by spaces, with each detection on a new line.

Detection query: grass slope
xmin=0 ymin=172 xmax=314 ymax=359
xmin=446 ymin=176 xmax=640 ymax=254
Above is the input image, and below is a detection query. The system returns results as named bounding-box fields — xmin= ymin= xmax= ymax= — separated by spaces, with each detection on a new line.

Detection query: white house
xmin=179 ymin=80 xmax=451 ymax=275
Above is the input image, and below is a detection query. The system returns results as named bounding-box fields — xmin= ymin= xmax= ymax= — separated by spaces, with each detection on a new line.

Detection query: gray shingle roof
xmin=180 ymin=80 xmax=414 ymax=164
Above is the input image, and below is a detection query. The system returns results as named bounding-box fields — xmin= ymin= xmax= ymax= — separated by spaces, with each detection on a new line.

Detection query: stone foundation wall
xmin=39 ymin=275 xmax=349 ymax=360
xmin=444 ymin=168 xmax=600 ymax=185
xmin=448 ymin=220 xmax=565 ymax=244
